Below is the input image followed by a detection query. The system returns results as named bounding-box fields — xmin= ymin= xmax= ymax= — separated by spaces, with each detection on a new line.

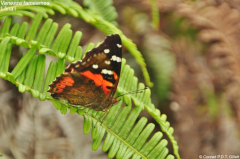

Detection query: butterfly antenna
xmin=94 ymin=87 xmax=149 ymax=128
xmin=117 ymin=87 xmax=149 ymax=98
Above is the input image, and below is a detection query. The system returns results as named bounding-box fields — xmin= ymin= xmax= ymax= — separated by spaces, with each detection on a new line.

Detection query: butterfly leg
xmin=83 ymin=101 xmax=96 ymax=107
xmin=94 ymin=109 xmax=110 ymax=128
xmin=94 ymin=97 xmax=121 ymax=127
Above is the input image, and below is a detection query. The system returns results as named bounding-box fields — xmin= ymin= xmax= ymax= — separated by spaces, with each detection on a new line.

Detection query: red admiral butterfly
xmin=48 ymin=34 xmax=122 ymax=112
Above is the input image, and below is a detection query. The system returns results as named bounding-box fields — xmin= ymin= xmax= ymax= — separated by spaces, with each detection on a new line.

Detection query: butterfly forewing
xmin=65 ymin=34 xmax=121 ymax=84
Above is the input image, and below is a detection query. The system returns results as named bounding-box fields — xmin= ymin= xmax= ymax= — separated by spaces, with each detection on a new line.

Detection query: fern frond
xmin=73 ymin=5 xmax=153 ymax=87
xmin=0 ymin=8 xmax=179 ymax=159
xmin=0 ymin=9 xmax=36 ymax=19
xmin=66 ymin=58 xmax=178 ymax=159
xmin=83 ymin=0 xmax=118 ymax=25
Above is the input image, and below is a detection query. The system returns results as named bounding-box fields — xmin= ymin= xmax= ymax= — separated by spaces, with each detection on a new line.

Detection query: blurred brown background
xmin=1 ymin=0 xmax=240 ymax=158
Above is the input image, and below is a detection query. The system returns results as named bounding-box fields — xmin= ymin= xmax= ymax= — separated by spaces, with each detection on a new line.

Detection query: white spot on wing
xmin=101 ymin=69 xmax=113 ymax=75
xmin=82 ymin=62 xmax=86 ymax=65
xmin=75 ymin=65 xmax=79 ymax=68
xmin=116 ymin=57 xmax=121 ymax=62
xmin=102 ymin=69 xmax=108 ymax=74
xmin=117 ymin=44 xmax=122 ymax=48
xmin=111 ymin=55 xmax=121 ymax=62
xmin=107 ymin=70 xmax=113 ymax=75
xmin=105 ymin=60 xmax=111 ymax=65
xmin=111 ymin=55 xmax=117 ymax=61
xmin=104 ymin=49 xmax=110 ymax=53
xmin=92 ymin=64 xmax=98 ymax=69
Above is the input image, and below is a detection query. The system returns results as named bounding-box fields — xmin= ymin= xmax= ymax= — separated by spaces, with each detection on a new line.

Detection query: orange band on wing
xmin=81 ymin=70 xmax=113 ymax=96
xmin=81 ymin=71 xmax=103 ymax=86
xmin=102 ymin=80 xmax=113 ymax=95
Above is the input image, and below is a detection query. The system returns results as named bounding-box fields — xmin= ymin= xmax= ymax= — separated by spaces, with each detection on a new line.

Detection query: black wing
xmin=65 ymin=34 xmax=122 ymax=85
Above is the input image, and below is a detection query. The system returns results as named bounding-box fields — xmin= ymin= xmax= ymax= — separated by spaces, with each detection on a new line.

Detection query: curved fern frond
xmin=47 ymin=58 xmax=178 ymax=159
xmin=55 ymin=1 xmax=154 ymax=87
xmin=0 ymin=8 xmax=179 ymax=159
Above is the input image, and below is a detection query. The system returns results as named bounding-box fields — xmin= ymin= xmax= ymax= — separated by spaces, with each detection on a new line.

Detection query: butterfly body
xmin=48 ymin=34 xmax=122 ymax=111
